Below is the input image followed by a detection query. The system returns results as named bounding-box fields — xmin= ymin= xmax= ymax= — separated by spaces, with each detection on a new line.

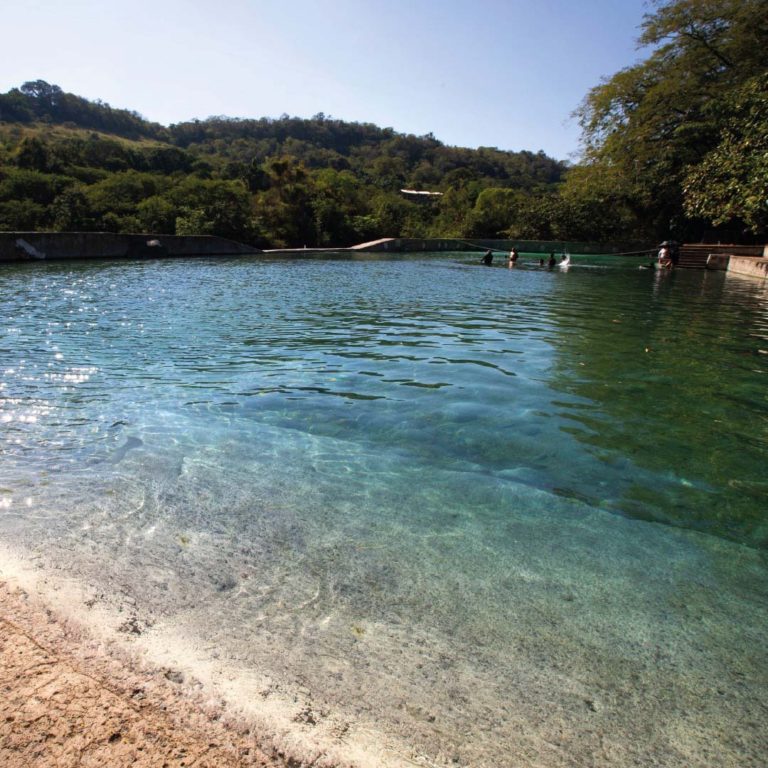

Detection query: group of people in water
xmin=482 ymin=248 xmax=570 ymax=269
xmin=482 ymin=242 xmax=678 ymax=271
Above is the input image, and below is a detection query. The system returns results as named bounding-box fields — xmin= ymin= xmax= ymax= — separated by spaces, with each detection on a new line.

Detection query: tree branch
xmin=682 ymin=26 xmax=734 ymax=69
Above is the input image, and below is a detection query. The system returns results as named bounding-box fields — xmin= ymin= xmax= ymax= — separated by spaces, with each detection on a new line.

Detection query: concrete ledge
xmin=728 ymin=255 xmax=768 ymax=280
xmin=706 ymin=253 xmax=730 ymax=270
xmin=0 ymin=232 xmax=261 ymax=263
xmin=348 ymin=237 xmax=648 ymax=254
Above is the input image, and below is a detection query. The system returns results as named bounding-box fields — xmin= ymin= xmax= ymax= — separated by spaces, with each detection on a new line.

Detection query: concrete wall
xmin=0 ymin=232 xmax=261 ymax=263
xmin=706 ymin=253 xmax=730 ymax=271
xmin=350 ymin=237 xmax=645 ymax=254
xmin=727 ymin=256 xmax=768 ymax=280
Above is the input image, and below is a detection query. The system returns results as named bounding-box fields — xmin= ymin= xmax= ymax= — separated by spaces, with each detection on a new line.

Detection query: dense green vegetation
xmin=0 ymin=82 xmax=565 ymax=247
xmin=572 ymin=0 xmax=767 ymax=242
xmin=0 ymin=0 xmax=765 ymax=246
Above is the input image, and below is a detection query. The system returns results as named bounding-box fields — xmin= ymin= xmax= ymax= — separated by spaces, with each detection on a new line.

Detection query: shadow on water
xmin=545 ymin=266 xmax=768 ymax=547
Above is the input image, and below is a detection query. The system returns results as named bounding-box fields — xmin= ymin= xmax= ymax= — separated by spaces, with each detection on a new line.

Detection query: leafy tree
xmin=168 ymin=177 xmax=254 ymax=240
xmin=100 ymin=212 xmax=142 ymax=233
xmin=50 ymin=187 xmax=94 ymax=230
xmin=430 ymin=186 xmax=477 ymax=238
xmin=16 ymin=137 xmax=49 ymax=171
xmin=244 ymin=159 xmax=270 ymax=192
xmin=175 ymin=208 xmax=213 ymax=236
xmin=20 ymin=80 xmax=64 ymax=110
xmin=575 ymin=0 xmax=768 ymax=240
xmin=81 ymin=135 xmax=133 ymax=171
xmin=0 ymin=199 xmax=47 ymax=230
xmin=136 ymin=195 xmax=177 ymax=233
xmin=365 ymin=155 xmax=407 ymax=191
xmin=400 ymin=199 xmax=434 ymax=238
xmin=683 ymin=73 xmax=768 ymax=236
xmin=363 ymin=193 xmax=412 ymax=239
xmin=558 ymin=164 xmax=645 ymax=241
xmin=253 ymin=156 xmax=315 ymax=246
xmin=86 ymin=171 xmax=162 ymax=217
xmin=505 ymin=194 xmax=562 ymax=241
xmin=467 ymin=187 xmax=521 ymax=238
xmin=309 ymin=168 xmax=362 ymax=246
xmin=0 ymin=89 xmax=34 ymax=122
xmin=142 ymin=145 xmax=194 ymax=174
xmin=0 ymin=168 xmax=72 ymax=206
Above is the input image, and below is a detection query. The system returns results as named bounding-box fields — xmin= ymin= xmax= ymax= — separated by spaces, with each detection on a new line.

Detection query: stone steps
xmin=677 ymin=243 xmax=764 ymax=269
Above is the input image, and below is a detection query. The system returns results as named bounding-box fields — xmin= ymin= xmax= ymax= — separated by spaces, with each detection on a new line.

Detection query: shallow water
xmin=1 ymin=254 xmax=767 ymax=766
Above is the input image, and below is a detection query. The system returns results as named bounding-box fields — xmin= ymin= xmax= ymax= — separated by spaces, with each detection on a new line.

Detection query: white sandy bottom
xmin=2 ymin=422 xmax=768 ymax=767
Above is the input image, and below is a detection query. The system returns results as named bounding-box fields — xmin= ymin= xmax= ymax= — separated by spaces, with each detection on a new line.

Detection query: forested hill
xmin=0 ymin=80 xmax=565 ymax=248
xmin=3 ymin=0 xmax=767 ymax=256
xmin=0 ymin=81 xmax=165 ymax=141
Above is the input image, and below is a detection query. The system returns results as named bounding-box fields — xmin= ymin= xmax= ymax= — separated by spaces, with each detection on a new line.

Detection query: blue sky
xmin=1 ymin=0 xmax=651 ymax=160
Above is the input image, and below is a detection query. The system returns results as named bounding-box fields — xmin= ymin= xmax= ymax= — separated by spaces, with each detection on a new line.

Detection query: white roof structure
xmin=400 ymin=189 xmax=443 ymax=197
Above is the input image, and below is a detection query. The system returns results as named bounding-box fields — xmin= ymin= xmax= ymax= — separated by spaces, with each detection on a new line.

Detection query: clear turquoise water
xmin=1 ymin=254 xmax=767 ymax=766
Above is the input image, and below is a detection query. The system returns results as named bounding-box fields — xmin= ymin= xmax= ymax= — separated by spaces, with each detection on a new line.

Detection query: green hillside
xmin=1 ymin=0 xmax=766 ymax=250
xmin=0 ymin=81 xmax=565 ymax=248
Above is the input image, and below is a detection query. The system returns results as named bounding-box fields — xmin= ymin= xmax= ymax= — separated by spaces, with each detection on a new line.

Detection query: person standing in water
xmin=547 ymin=252 xmax=557 ymax=269
xmin=482 ymin=250 xmax=494 ymax=266
xmin=508 ymin=247 xmax=519 ymax=268
xmin=657 ymin=242 xmax=672 ymax=269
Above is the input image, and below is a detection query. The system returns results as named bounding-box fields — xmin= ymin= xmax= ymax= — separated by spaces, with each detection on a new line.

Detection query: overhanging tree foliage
xmin=574 ymin=0 xmax=768 ymax=240
xmin=683 ymin=72 xmax=768 ymax=234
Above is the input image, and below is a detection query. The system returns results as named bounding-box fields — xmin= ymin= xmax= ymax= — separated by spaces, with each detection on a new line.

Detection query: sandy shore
xmin=0 ymin=578 xmax=287 ymax=768
xmin=0 ymin=542 xmax=421 ymax=768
